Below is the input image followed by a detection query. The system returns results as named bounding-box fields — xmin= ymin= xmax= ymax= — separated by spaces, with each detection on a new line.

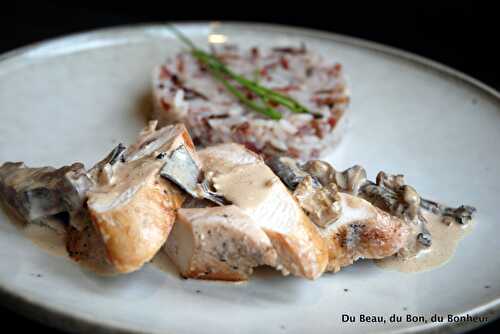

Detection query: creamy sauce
xmin=88 ymin=158 xmax=164 ymax=212
xmin=0 ymin=200 xmax=67 ymax=257
xmin=2 ymin=199 xmax=117 ymax=275
xmin=23 ymin=223 xmax=67 ymax=257
xmin=22 ymin=218 xmax=117 ymax=276
xmin=375 ymin=213 xmax=474 ymax=272
xmin=212 ymin=163 xmax=277 ymax=209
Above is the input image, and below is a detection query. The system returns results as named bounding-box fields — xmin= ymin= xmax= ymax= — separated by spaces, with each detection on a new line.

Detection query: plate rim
xmin=0 ymin=21 xmax=498 ymax=334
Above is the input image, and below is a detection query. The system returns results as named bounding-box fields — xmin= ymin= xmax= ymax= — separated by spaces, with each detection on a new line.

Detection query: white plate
xmin=0 ymin=22 xmax=499 ymax=334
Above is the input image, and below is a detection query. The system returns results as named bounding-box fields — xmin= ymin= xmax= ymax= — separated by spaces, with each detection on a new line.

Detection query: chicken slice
xmin=166 ymin=205 xmax=277 ymax=281
xmin=198 ymin=143 xmax=328 ymax=279
xmin=85 ymin=122 xmax=196 ymax=273
xmin=87 ymin=167 xmax=182 ymax=273
xmin=266 ymin=156 xmax=411 ymax=272
xmin=320 ymin=193 xmax=410 ymax=272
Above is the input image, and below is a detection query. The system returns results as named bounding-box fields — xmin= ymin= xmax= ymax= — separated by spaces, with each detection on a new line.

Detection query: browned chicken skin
xmin=320 ymin=193 xmax=409 ymax=272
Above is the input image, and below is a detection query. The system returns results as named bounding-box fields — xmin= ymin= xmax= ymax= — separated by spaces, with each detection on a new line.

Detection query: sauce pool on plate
xmin=375 ymin=213 xmax=474 ymax=273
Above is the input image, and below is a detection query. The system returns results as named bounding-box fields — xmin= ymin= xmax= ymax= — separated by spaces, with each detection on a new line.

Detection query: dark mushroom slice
xmin=0 ymin=161 xmax=92 ymax=225
xmin=159 ymin=145 xmax=202 ymax=197
xmin=159 ymin=144 xmax=229 ymax=206
xmin=265 ymin=156 xmax=318 ymax=189
xmin=417 ymin=230 xmax=432 ymax=247
xmin=359 ymin=180 xmax=476 ymax=225
xmin=420 ymin=199 xmax=476 ymax=225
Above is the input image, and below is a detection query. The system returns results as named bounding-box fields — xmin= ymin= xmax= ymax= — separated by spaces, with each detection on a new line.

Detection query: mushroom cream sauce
xmin=0 ymin=200 xmax=67 ymax=257
xmin=375 ymin=212 xmax=474 ymax=272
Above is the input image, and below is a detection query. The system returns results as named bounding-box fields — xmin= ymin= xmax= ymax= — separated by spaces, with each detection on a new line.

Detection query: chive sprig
xmin=168 ymin=25 xmax=315 ymax=120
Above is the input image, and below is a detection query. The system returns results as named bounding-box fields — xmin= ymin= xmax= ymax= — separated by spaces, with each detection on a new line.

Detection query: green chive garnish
xmin=168 ymin=25 xmax=315 ymax=120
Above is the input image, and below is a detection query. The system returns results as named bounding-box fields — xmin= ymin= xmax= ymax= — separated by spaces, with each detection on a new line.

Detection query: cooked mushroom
xmin=301 ymin=160 xmax=336 ymax=186
xmin=293 ymin=176 xmax=342 ymax=228
xmin=265 ymin=156 xmax=312 ymax=189
xmin=0 ymin=162 xmax=92 ymax=225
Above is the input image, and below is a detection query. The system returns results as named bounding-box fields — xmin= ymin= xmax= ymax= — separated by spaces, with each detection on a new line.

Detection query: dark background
xmin=0 ymin=2 xmax=498 ymax=333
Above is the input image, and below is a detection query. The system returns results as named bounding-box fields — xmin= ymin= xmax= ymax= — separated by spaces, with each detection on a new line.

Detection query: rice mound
xmin=152 ymin=44 xmax=350 ymax=160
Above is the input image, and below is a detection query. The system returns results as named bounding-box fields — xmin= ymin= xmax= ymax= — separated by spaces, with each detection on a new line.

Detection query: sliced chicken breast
xmin=198 ymin=144 xmax=328 ymax=279
xmin=85 ymin=122 xmax=197 ymax=273
xmin=320 ymin=193 xmax=410 ymax=272
xmin=87 ymin=168 xmax=182 ymax=273
xmin=166 ymin=205 xmax=277 ymax=281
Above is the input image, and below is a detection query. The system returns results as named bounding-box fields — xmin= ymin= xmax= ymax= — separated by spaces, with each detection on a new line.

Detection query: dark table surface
xmin=0 ymin=3 xmax=498 ymax=333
